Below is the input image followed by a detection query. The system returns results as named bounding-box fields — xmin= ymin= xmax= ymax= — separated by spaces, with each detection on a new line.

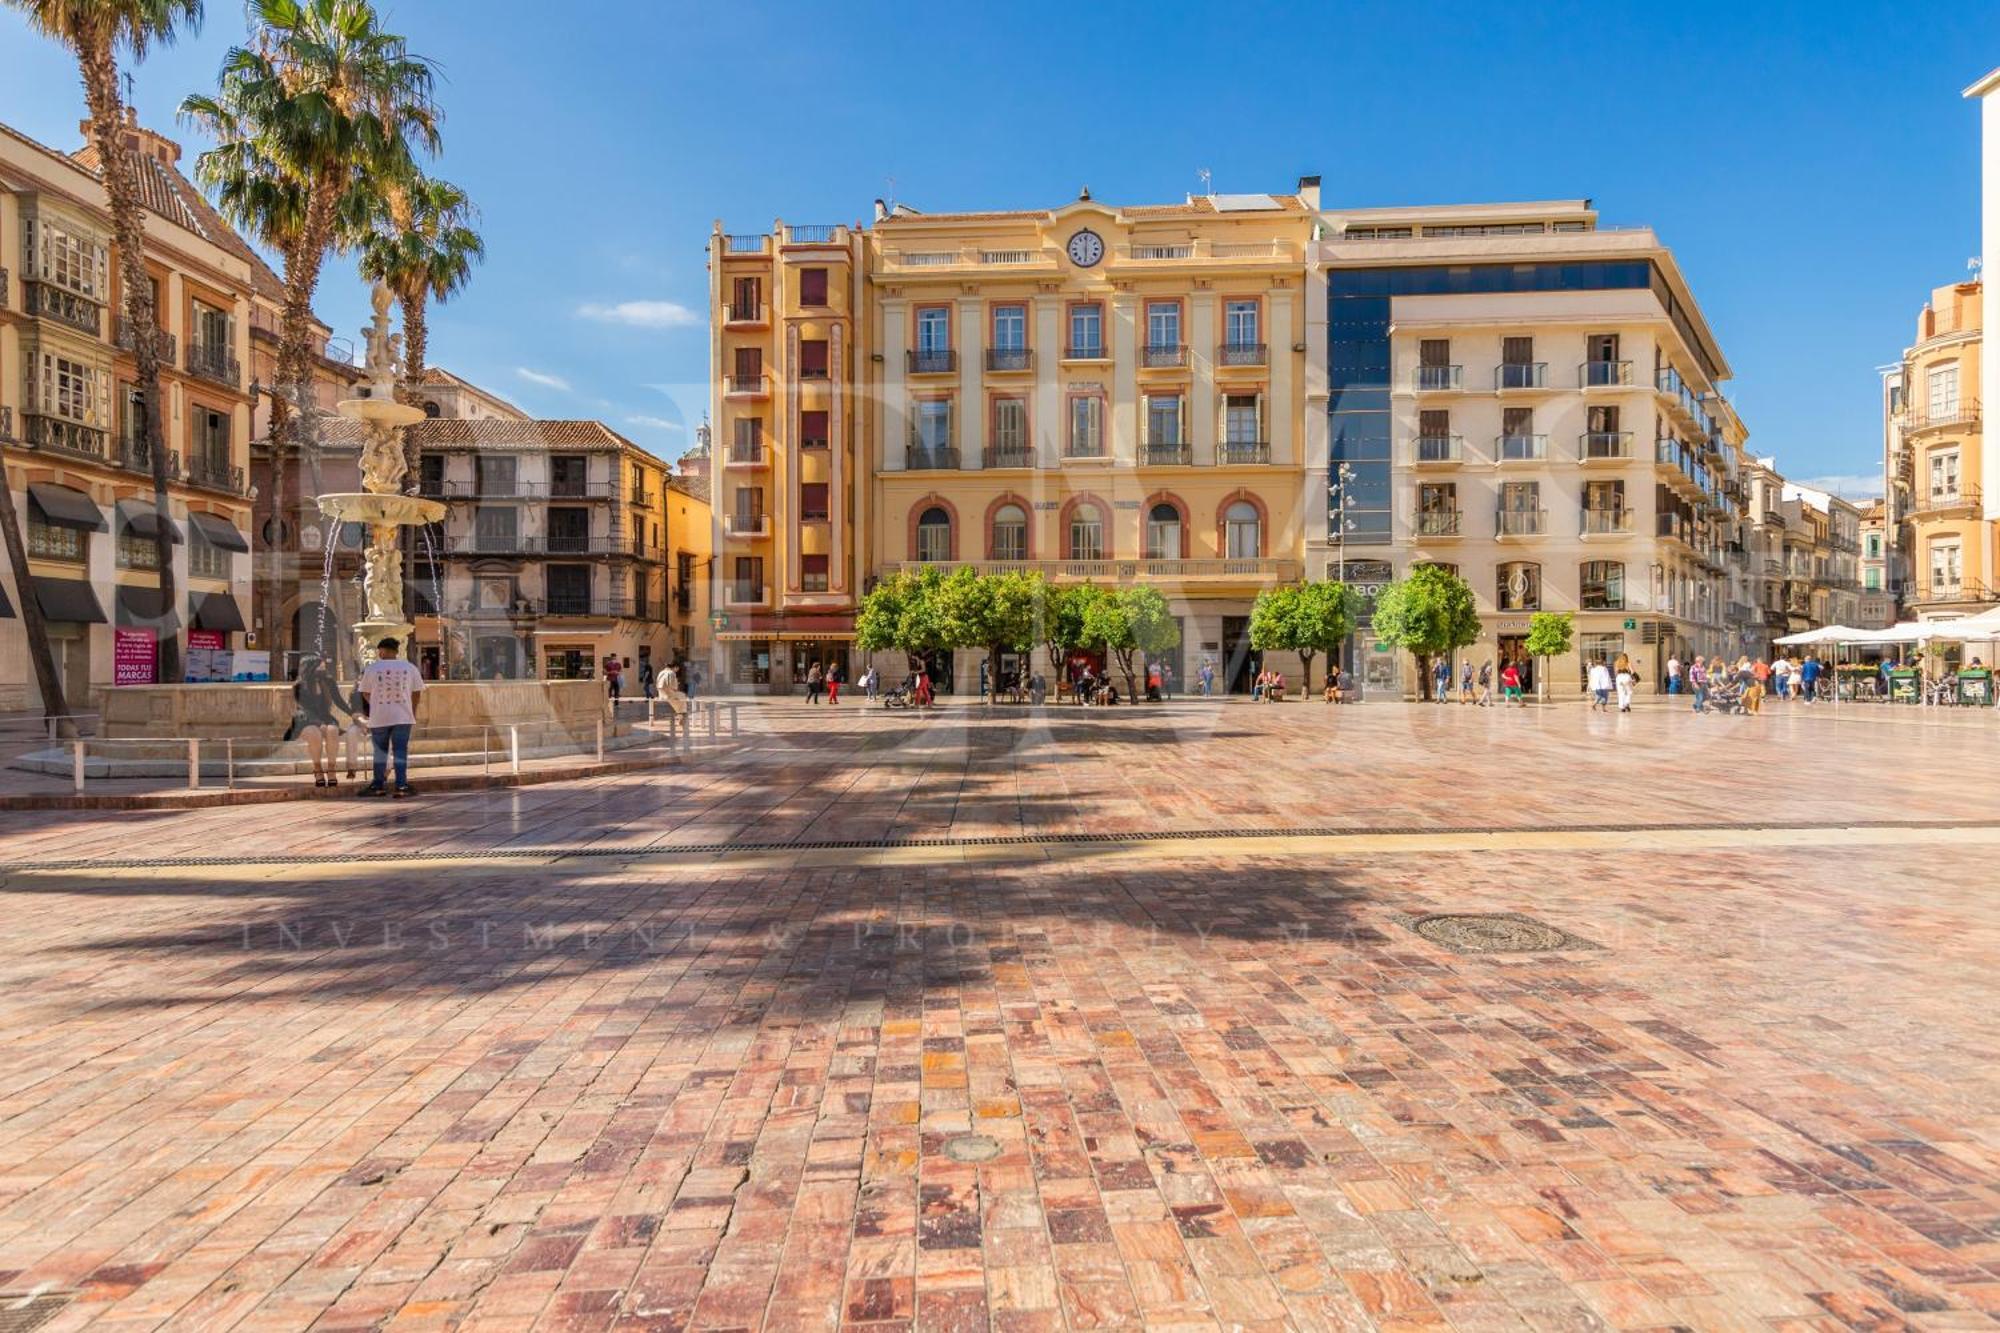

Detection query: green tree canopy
xmin=1036 ymin=581 xmax=1101 ymax=698
xmin=1249 ymin=580 xmax=1354 ymax=692
xmin=1085 ymin=585 xmax=1180 ymax=701
xmin=1525 ymin=610 xmax=1574 ymax=700
xmin=1373 ymin=564 xmax=1481 ymax=700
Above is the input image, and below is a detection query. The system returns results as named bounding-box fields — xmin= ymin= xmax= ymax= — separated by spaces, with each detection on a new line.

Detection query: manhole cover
xmin=1408 ymin=913 xmax=1589 ymax=954
xmin=942 ymin=1134 xmax=1001 ymax=1163
xmin=0 ymin=1293 xmax=73 ymax=1333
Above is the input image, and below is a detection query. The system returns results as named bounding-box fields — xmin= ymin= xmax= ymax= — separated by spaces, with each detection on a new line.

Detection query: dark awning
xmin=191 ymin=591 xmax=246 ymax=633
xmin=32 ymin=577 xmax=107 ymax=624
xmin=187 ymin=511 xmax=249 ymax=552
xmin=115 ymin=498 xmax=184 ymax=544
xmin=27 ymin=483 xmax=106 ymax=532
xmin=115 ymin=583 xmax=179 ymax=629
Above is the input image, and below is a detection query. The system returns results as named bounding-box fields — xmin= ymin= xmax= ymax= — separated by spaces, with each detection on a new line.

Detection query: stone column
xmin=1033 ymin=296 xmax=1062 ymax=468
xmin=957 ymin=298 xmax=983 ymax=468
xmin=879 ymin=298 xmax=907 ymax=471
xmin=1269 ymin=289 xmax=1295 ymax=467
xmin=1190 ymin=292 xmax=1216 ymax=466
xmin=1111 ymin=293 xmax=1138 ymax=464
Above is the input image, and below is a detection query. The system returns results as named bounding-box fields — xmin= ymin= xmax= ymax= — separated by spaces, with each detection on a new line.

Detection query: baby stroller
xmin=881 ymin=676 xmax=916 ymax=709
xmin=1707 ymin=677 xmax=1747 ymax=714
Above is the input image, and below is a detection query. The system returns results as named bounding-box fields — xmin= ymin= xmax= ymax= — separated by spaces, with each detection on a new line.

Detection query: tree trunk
xmin=1116 ymin=647 xmax=1138 ymax=702
xmin=78 ymin=40 xmax=181 ymax=683
xmin=1299 ymin=649 xmax=1316 ymax=694
xmin=398 ymin=290 xmax=428 ymax=491
xmin=1415 ymin=652 xmax=1433 ymax=701
xmin=0 ymin=463 xmax=71 ymax=733
xmin=278 ymin=183 xmax=339 ymax=507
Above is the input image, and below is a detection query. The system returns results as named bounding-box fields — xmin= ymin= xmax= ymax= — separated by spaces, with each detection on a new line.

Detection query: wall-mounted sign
xmin=114 ymin=628 xmax=157 ymax=686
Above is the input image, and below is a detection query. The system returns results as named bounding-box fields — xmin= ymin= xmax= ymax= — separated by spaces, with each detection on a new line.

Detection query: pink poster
xmin=113 ymin=628 xmax=157 ymax=686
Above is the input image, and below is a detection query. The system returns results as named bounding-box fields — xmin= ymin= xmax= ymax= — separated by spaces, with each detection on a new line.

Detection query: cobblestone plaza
xmin=0 ymin=701 xmax=1996 ymax=1330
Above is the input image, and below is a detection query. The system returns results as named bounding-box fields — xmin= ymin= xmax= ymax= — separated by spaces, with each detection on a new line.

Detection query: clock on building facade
xmin=1066 ymin=230 xmax=1104 ymax=267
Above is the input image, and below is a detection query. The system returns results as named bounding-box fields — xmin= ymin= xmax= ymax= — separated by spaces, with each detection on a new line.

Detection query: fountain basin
xmin=100 ymin=678 xmax=614 ymax=741
xmin=336 ymin=397 xmax=427 ymax=428
xmin=317 ymin=493 xmax=447 ymax=526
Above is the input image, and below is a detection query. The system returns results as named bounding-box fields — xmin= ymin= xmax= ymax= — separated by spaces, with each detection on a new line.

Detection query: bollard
xmin=509 ymin=724 xmax=521 ymax=775
xmin=729 ymin=702 xmax=740 ymax=737
xmin=647 ymin=697 xmax=656 ymax=727
xmin=482 ymin=725 xmax=491 ymax=778
xmin=707 ymin=702 xmax=718 ymax=738
xmin=73 ymin=739 xmax=85 ymax=793
xmin=595 ymin=717 xmax=605 ymax=763
xmin=188 ymin=739 xmax=200 ymax=790
xmin=226 ymin=739 xmax=235 ymax=790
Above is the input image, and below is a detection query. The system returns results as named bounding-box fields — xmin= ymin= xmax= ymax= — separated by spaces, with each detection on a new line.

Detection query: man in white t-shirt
xmin=358 ymin=636 xmax=424 ymax=797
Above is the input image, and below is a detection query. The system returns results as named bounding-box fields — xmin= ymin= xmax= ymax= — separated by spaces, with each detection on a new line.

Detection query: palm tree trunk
xmin=397 ymin=291 xmax=427 ymax=491
xmin=78 ymin=40 xmax=180 ymax=683
xmin=279 ymin=184 xmax=339 ymax=505
xmin=0 ymin=463 xmax=71 ymax=734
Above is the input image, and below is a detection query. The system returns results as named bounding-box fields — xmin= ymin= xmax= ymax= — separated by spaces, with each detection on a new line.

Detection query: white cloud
xmin=514 ymin=367 xmax=571 ymax=392
xmin=624 ymin=415 xmax=682 ymax=432
xmin=577 ymin=299 xmax=700 ymax=329
xmin=1794 ymin=474 xmax=1883 ymax=502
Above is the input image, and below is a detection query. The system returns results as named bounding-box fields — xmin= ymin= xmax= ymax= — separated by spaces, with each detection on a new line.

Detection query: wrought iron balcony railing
xmin=1217 ymin=440 xmax=1271 ymax=464
xmin=985 ymin=347 xmax=1032 ymax=372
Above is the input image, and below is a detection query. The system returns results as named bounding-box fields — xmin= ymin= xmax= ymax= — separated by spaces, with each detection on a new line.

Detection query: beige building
xmin=1307 ymin=201 xmax=1750 ymax=693
xmin=1886 ymin=280 xmax=1990 ymax=619
xmin=1 ymin=113 xmax=256 ymax=712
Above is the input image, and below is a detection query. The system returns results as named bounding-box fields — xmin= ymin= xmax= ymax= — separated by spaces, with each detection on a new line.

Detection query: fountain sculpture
xmin=317 ymin=284 xmax=445 ymax=663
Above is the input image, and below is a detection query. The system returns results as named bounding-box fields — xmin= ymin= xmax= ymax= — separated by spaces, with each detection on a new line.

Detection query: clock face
xmin=1067 ymin=229 xmax=1104 ymax=268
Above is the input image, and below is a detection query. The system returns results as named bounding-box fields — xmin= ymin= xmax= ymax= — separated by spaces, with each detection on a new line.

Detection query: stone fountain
xmin=317 ymin=284 xmax=444 ymax=663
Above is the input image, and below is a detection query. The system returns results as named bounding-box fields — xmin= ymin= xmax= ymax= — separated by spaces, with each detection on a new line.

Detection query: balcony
xmin=1580 ymin=507 xmax=1634 ymax=535
xmin=114 ymin=316 xmax=178 ymax=364
xmin=0 ymin=406 xmax=11 ymax=441
xmin=1217 ymin=440 xmax=1271 ymax=465
xmin=784 ymin=224 xmax=841 ymax=245
xmin=1657 ymin=513 xmax=1695 ymax=544
xmin=22 ymin=413 xmax=108 ymax=460
xmin=186 ymin=342 xmax=241 ymax=389
xmin=1910 ymin=486 xmax=1982 ymax=517
xmin=22 ymin=279 xmax=101 ymax=336
xmin=543 ymin=531 xmax=600 ymax=555
xmin=1579 ymin=431 xmax=1634 ymax=462
xmin=1496 ymin=508 xmax=1547 ymax=537
xmin=1903 ymin=400 xmax=1980 ymax=435
xmin=1063 ymin=439 xmax=1107 ymax=460
xmin=459 ymin=530 xmax=538 ymax=554
xmin=1064 ymin=341 xmax=1108 ymax=361
xmin=725 ymin=372 xmax=769 ymax=397
xmin=543 ymin=597 xmax=638 ymax=619
xmin=186 ymin=456 xmax=247 ymax=494
xmin=725 ymin=512 xmax=770 ymax=538
xmin=1414 ymin=434 xmax=1463 ymax=465
xmin=1413 ymin=365 xmax=1463 ymax=391
xmin=908 ymin=349 xmax=956 ymax=375
xmin=117 ymin=439 xmax=180 ymax=480
xmin=987 ymin=444 xmax=1035 ymax=468
xmin=723 ymin=302 xmax=766 ymax=327
xmin=985 ymin=347 xmax=1033 ymax=372
xmin=629 ymin=485 xmax=652 ymax=507
xmin=1217 ymin=342 xmax=1267 ymax=368
xmin=906 ymin=446 xmax=961 ymax=471
xmin=1142 ymin=442 xmax=1191 ymax=466
xmin=1495 ymin=434 xmax=1547 ymax=463
xmin=1140 ymin=343 xmax=1188 ymax=370
xmin=1913 ymin=578 xmax=1998 ymax=607
xmin=548 ymin=478 xmax=616 ymax=498
xmin=876 ymin=557 xmax=1303 ymax=584
xmin=724 ymin=583 xmax=771 ymax=607
xmin=726 ymin=443 xmax=768 ymax=468
xmin=1579 ymin=360 xmax=1633 ymax=388
xmin=1415 ymin=509 xmax=1462 ymax=537
xmin=721 ymin=233 xmax=770 ymax=253
xmin=1494 ymin=362 xmax=1549 ymax=391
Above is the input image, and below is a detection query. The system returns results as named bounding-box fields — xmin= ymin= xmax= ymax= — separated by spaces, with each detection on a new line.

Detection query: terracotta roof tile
xmin=70 ymin=140 xmax=291 ymax=303
xmin=315 ymin=415 xmax=663 ymax=457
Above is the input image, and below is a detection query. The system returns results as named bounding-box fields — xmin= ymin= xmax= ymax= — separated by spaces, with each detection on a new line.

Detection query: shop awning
xmin=27 ymin=483 xmax=106 ymax=532
xmin=187 ymin=511 xmax=249 ymax=552
xmin=32 ymin=577 xmax=107 ymax=624
xmin=115 ymin=498 xmax=184 ymax=544
xmin=115 ymin=584 xmax=179 ymax=629
xmin=190 ymin=591 xmax=246 ymax=633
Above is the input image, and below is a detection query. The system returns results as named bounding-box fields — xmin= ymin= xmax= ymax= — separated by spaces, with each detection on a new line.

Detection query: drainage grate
xmin=0 ymin=1293 xmax=73 ymax=1333
xmin=0 ymin=815 xmax=1986 ymax=875
xmin=1404 ymin=912 xmax=1597 ymax=955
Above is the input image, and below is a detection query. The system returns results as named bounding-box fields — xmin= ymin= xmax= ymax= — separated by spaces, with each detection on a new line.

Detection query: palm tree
xmin=8 ymin=0 xmax=203 ymax=690
xmin=181 ymin=0 xmax=438 ymax=598
xmin=356 ymin=169 xmax=483 ymax=487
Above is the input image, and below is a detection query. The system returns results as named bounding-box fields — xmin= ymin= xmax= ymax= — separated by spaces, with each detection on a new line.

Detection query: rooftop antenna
xmin=1970 ymin=256 xmax=1984 ymax=278
xmin=1197 ymin=167 xmax=1212 ymax=197
xmin=884 ymin=175 xmax=897 ymax=213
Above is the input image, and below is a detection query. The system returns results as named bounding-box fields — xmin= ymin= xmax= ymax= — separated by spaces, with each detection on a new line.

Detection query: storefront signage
xmin=231 ymin=650 xmax=271 ymax=682
xmin=184 ymin=628 xmax=228 ymax=683
xmin=113 ymin=628 xmax=157 ymax=686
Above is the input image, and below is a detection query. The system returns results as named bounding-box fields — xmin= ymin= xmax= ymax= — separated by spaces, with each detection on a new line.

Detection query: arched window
xmin=1224 ymin=500 xmax=1261 ymax=558
xmin=1497 ymin=561 xmax=1541 ymax=612
xmin=423 ymin=400 xmax=442 ymax=418
xmin=1067 ymin=506 xmax=1104 ymax=560
xmin=991 ymin=504 xmax=1027 ymax=562
xmin=1144 ymin=502 xmax=1181 ymax=560
xmin=916 ymin=506 xmax=952 ymax=562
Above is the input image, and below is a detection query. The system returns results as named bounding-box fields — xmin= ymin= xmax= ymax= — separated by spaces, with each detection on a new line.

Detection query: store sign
xmin=185 ymin=628 xmax=227 ymax=683
xmin=232 ymin=650 xmax=271 ymax=682
xmin=113 ymin=628 xmax=157 ymax=686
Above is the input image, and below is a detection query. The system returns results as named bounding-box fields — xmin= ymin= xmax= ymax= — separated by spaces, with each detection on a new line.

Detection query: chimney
xmin=1296 ymin=175 xmax=1321 ymax=211
xmin=873 ymin=198 xmax=888 ymax=222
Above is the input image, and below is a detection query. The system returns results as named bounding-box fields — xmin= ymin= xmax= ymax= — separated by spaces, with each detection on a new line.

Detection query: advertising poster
xmin=231 ymin=650 xmax=271 ymax=682
xmin=113 ymin=628 xmax=157 ymax=686
xmin=185 ymin=628 xmax=227 ymax=683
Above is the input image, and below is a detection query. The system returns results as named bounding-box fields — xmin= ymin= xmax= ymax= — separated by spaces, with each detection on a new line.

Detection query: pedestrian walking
xmin=639 ymin=658 xmax=657 ymax=700
xmin=358 ymin=636 xmax=424 ymax=798
xmin=914 ymin=664 xmax=934 ymax=708
xmin=806 ymin=661 xmax=825 ymax=704
xmin=1690 ymin=656 xmax=1710 ymax=713
xmin=605 ymin=655 xmax=623 ymax=703
xmin=1200 ymin=660 xmax=1215 ymax=697
xmin=1800 ymin=652 xmax=1822 ymax=704
xmin=1433 ymin=658 xmax=1451 ymax=703
xmin=1614 ymin=653 xmax=1635 ymax=713
xmin=1588 ymin=658 xmax=1613 ymax=711
xmin=1666 ymin=654 xmax=1683 ymax=696
xmin=1476 ymin=660 xmax=1493 ymax=706
xmin=1771 ymin=654 xmax=1792 ymax=701
xmin=863 ymin=665 xmax=879 ymax=701
xmin=1460 ymin=662 xmax=1475 ymax=704
xmin=1161 ymin=661 xmax=1175 ymax=700
xmin=826 ymin=661 xmax=842 ymax=705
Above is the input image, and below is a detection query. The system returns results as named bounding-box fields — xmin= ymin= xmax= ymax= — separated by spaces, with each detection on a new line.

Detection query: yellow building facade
xmin=1893 ymin=281 xmax=1990 ymax=617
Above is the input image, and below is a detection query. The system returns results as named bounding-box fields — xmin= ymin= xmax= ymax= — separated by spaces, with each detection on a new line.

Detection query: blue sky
xmin=4 ymin=0 xmax=1997 ymax=494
